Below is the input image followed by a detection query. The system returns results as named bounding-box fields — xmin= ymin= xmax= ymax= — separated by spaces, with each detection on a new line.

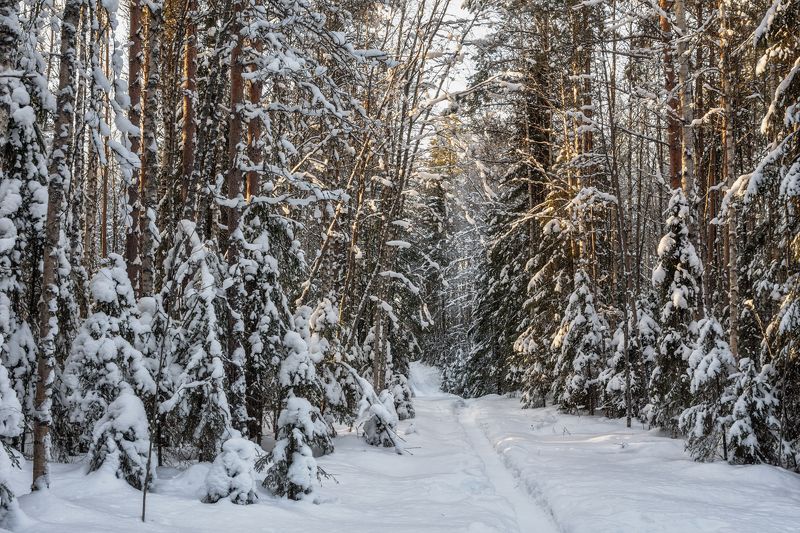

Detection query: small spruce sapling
xmin=679 ymin=316 xmax=736 ymax=461
xmin=204 ymin=436 xmax=260 ymax=504
xmin=260 ymin=311 xmax=332 ymax=500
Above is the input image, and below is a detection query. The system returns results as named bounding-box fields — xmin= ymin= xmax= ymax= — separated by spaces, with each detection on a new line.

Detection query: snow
xmin=204 ymin=438 xmax=260 ymax=504
xmin=5 ymin=363 xmax=799 ymax=532
xmin=469 ymin=395 xmax=800 ymax=533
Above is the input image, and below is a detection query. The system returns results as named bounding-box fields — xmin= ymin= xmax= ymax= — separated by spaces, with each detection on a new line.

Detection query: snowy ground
xmin=7 ymin=362 xmax=800 ymax=532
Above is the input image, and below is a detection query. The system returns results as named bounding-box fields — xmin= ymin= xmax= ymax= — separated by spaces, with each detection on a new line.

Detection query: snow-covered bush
xmin=362 ymin=389 xmax=400 ymax=448
xmin=679 ymin=316 xmax=736 ymax=461
xmin=204 ymin=437 xmax=260 ymax=504
xmin=87 ymin=389 xmax=153 ymax=490
xmin=389 ymin=372 xmax=415 ymax=420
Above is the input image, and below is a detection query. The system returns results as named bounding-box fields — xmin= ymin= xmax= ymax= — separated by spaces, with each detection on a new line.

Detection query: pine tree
xmin=648 ymin=189 xmax=702 ymax=434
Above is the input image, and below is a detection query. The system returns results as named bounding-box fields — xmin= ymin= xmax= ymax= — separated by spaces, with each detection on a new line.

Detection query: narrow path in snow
xmin=409 ymin=363 xmax=559 ymax=533
xmin=454 ymin=402 xmax=560 ymax=533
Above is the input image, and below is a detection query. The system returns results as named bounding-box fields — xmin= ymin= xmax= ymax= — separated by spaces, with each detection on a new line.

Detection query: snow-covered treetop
xmin=90 ymin=254 xmax=137 ymax=313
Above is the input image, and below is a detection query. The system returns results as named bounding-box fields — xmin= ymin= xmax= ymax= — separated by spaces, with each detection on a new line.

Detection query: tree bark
xmin=139 ymin=2 xmax=162 ymax=296
xmin=34 ymin=0 xmax=81 ymax=490
xmin=180 ymin=0 xmax=197 ymax=202
xmin=226 ymin=0 xmax=248 ymax=434
xmin=719 ymin=0 xmax=738 ymax=357
xmin=126 ymin=0 xmax=145 ymax=290
xmin=675 ymin=0 xmax=694 ymax=200
xmin=659 ymin=0 xmax=681 ymax=190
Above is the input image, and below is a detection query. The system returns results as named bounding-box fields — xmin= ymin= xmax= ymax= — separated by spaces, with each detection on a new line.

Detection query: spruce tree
xmin=260 ymin=308 xmax=332 ymax=500
xmin=679 ymin=316 xmax=736 ymax=461
xmin=0 ymin=0 xmax=48 ymax=456
xmin=160 ymin=221 xmax=232 ymax=460
xmin=63 ymin=254 xmax=155 ymax=443
xmin=551 ymin=269 xmax=608 ymax=414
xmin=239 ymin=206 xmax=298 ymax=442
xmin=0 ymin=357 xmax=22 ymax=527
xmin=648 ymin=189 xmax=702 ymax=434
xmin=63 ymin=255 xmax=155 ymax=488
xmin=727 ymin=357 xmax=781 ymax=466
xmin=87 ymin=389 xmax=153 ymax=489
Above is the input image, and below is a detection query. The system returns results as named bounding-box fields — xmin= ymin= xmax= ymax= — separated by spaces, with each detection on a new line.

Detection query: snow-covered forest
xmin=0 ymin=0 xmax=799 ymax=530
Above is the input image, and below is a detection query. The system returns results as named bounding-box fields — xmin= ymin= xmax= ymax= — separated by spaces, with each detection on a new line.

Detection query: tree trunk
xmin=139 ymin=3 xmax=162 ymax=296
xmin=675 ymin=0 xmax=694 ymax=200
xmin=180 ymin=0 xmax=197 ymax=202
xmin=34 ymin=0 xmax=81 ymax=490
xmin=126 ymin=0 xmax=145 ymax=290
xmin=659 ymin=0 xmax=681 ymax=189
xmin=719 ymin=0 xmax=738 ymax=357
xmin=226 ymin=0 xmax=248 ymax=434
xmin=246 ymin=68 xmax=262 ymax=200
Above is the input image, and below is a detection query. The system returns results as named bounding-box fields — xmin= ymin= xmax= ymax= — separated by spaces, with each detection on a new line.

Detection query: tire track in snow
xmin=454 ymin=399 xmax=560 ymax=533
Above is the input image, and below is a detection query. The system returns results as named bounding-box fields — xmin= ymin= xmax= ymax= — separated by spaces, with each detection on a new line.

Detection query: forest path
xmin=408 ymin=362 xmax=559 ymax=533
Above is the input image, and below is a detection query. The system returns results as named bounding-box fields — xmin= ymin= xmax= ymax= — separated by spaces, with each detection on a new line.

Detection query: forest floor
xmin=7 ymin=362 xmax=800 ymax=532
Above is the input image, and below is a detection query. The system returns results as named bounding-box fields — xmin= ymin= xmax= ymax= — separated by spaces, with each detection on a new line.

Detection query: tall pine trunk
xmin=659 ymin=0 xmax=681 ymax=189
xmin=226 ymin=0 xmax=248 ymax=434
xmin=180 ymin=0 xmax=197 ymax=202
xmin=719 ymin=0 xmax=738 ymax=357
xmin=675 ymin=0 xmax=694 ymax=200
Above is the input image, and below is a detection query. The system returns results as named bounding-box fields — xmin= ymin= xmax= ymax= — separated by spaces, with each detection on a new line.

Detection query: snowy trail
xmin=454 ymin=402 xmax=559 ymax=533
xmin=407 ymin=363 xmax=558 ymax=533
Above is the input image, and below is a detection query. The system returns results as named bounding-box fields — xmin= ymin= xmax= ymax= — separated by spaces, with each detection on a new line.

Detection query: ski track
xmin=453 ymin=399 xmax=559 ymax=533
xmin=409 ymin=361 xmax=558 ymax=533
